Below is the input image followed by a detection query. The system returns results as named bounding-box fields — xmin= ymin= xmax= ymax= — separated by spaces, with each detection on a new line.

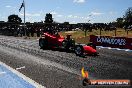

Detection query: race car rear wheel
xmin=75 ymin=45 xmax=84 ymax=56
xmin=39 ymin=38 xmax=47 ymax=49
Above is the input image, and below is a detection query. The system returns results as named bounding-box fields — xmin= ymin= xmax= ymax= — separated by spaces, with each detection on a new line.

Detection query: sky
xmin=0 ymin=0 xmax=132 ymax=23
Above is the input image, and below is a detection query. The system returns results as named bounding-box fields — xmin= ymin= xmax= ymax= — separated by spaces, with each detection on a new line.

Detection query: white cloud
xmin=109 ymin=11 xmax=117 ymax=15
xmin=67 ymin=15 xmax=79 ymax=18
xmin=50 ymin=11 xmax=63 ymax=18
xmin=26 ymin=17 xmax=35 ymax=22
xmin=73 ymin=0 xmax=85 ymax=3
xmin=57 ymin=15 xmax=63 ymax=17
xmin=38 ymin=10 xmax=44 ymax=15
xmin=68 ymin=15 xmax=73 ymax=18
xmin=85 ymin=16 xmax=90 ymax=19
xmin=67 ymin=15 xmax=91 ymax=20
xmin=91 ymin=12 xmax=104 ymax=16
xmin=5 ymin=5 xmax=11 ymax=8
xmin=33 ymin=13 xmax=41 ymax=16
xmin=73 ymin=16 xmax=78 ymax=18
xmin=20 ymin=13 xmax=40 ymax=17
xmin=1 ymin=16 xmax=6 ymax=21
xmin=50 ymin=11 xmax=57 ymax=15
xmin=71 ymin=21 xmax=76 ymax=23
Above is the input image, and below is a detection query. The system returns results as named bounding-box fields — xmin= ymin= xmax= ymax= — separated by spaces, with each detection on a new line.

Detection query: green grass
xmin=59 ymin=28 xmax=132 ymax=44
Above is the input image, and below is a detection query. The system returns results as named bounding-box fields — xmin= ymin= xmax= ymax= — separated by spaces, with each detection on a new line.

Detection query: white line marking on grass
xmin=16 ymin=66 xmax=25 ymax=70
xmin=0 ymin=61 xmax=45 ymax=88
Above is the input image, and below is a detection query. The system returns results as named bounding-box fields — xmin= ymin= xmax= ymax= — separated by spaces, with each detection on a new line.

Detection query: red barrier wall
xmin=90 ymin=35 xmax=132 ymax=50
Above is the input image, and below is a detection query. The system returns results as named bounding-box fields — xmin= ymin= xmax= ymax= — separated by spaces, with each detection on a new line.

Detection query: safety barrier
xmin=90 ymin=35 xmax=132 ymax=50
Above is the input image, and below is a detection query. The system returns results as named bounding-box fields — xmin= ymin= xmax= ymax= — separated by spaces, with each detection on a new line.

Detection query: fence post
xmin=100 ymin=28 xmax=101 ymax=36
xmin=115 ymin=29 xmax=117 ymax=36
xmin=127 ymin=30 xmax=128 ymax=37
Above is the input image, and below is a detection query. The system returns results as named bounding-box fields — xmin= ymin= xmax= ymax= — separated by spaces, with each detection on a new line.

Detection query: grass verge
xmin=59 ymin=28 xmax=132 ymax=44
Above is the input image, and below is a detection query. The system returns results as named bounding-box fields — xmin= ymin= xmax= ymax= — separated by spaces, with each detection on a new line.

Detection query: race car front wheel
xmin=87 ymin=42 xmax=96 ymax=50
xmin=75 ymin=45 xmax=84 ymax=56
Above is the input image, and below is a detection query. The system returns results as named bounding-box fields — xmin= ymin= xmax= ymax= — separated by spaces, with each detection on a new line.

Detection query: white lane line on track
xmin=97 ymin=46 xmax=132 ymax=52
xmin=16 ymin=66 xmax=26 ymax=70
xmin=117 ymin=48 xmax=122 ymax=50
xmin=125 ymin=49 xmax=132 ymax=52
xmin=0 ymin=61 xmax=45 ymax=88
xmin=108 ymin=47 xmax=112 ymax=49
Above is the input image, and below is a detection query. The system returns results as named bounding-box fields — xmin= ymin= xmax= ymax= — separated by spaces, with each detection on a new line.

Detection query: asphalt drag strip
xmin=0 ymin=35 xmax=131 ymax=88
xmin=0 ymin=43 xmax=85 ymax=88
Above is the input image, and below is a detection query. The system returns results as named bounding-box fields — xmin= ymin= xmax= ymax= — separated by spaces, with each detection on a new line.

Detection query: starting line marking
xmin=97 ymin=46 xmax=132 ymax=52
xmin=0 ymin=61 xmax=45 ymax=88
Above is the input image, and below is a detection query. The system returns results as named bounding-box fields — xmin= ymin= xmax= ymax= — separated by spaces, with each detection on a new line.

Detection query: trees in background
xmin=44 ymin=13 xmax=54 ymax=33
xmin=124 ymin=7 xmax=132 ymax=25
xmin=44 ymin=13 xmax=53 ymax=23
xmin=116 ymin=7 xmax=132 ymax=28
xmin=8 ymin=14 xmax=22 ymax=23
xmin=116 ymin=17 xmax=124 ymax=28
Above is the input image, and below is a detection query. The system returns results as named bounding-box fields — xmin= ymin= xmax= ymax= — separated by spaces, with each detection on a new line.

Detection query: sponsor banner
xmin=83 ymin=79 xmax=131 ymax=86
xmin=90 ymin=79 xmax=130 ymax=86
xmin=90 ymin=35 xmax=132 ymax=50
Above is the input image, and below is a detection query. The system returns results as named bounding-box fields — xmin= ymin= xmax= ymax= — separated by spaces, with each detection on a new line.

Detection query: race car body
xmin=39 ymin=32 xmax=98 ymax=56
xmin=74 ymin=44 xmax=97 ymax=56
xmin=43 ymin=33 xmax=65 ymax=47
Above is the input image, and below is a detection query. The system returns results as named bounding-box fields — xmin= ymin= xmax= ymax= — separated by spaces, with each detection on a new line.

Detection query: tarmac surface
xmin=0 ymin=35 xmax=131 ymax=88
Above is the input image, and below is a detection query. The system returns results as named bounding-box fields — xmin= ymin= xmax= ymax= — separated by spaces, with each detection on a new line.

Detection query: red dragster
xmin=39 ymin=32 xmax=98 ymax=56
